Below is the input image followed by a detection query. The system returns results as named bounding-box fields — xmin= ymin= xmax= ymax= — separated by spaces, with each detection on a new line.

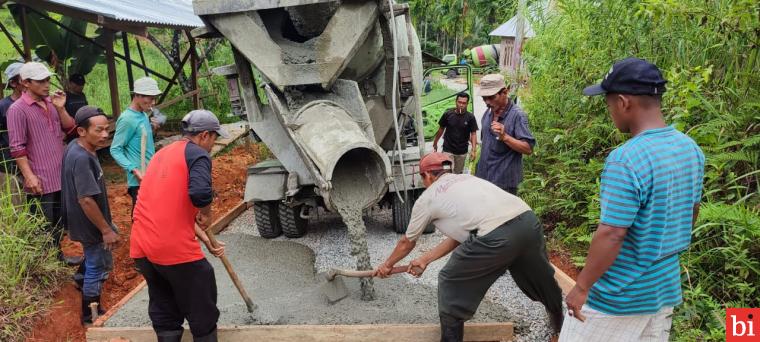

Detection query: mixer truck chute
xmin=193 ymin=0 xmax=432 ymax=237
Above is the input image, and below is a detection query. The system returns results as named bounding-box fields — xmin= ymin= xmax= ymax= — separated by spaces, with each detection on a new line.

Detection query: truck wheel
xmin=254 ymin=201 xmax=282 ymax=238
xmin=392 ymin=191 xmax=435 ymax=234
xmin=392 ymin=192 xmax=414 ymax=233
xmin=446 ymin=69 xmax=458 ymax=78
xmin=279 ymin=203 xmax=308 ymax=238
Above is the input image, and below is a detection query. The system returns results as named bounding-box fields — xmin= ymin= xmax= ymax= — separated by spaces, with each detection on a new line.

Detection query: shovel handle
xmin=201 ymin=225 xmax=256 ymax=313
xmin=328 ymin=264 xmax=423 ymax=280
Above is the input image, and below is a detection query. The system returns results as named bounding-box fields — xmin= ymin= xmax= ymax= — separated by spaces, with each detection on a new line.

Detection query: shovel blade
xmin=318 ymin=272 xmax=350 ymax=304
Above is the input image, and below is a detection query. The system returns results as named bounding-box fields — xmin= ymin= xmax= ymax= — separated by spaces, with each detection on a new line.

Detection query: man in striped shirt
xmin=7 ymin=62 xmax=83 ymax=265
xmin=559 ymin=58 xmax=704 ymax=341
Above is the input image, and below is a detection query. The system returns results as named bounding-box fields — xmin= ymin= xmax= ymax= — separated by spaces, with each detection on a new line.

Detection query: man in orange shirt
xmin=130 ymin=110 xmax=228 ymax=342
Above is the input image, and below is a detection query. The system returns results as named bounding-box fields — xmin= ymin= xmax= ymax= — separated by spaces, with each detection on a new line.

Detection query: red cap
xmin=419 ymin=152 xmax=454 ymax=173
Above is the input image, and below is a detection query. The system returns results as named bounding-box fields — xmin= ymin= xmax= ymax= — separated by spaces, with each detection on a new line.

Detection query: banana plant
xmin=8 ymin=4 xmax=107 ymax=82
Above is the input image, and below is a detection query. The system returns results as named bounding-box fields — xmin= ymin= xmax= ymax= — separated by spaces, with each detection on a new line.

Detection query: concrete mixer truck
xmin=192 ymin=0 xmax=432 ymax=239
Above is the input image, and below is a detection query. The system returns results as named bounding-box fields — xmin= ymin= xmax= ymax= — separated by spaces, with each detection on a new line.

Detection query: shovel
xmin=319 ymin=264 xmax=422 ymax=303
xmin=199 ymin=224 xmax=256 ymax=313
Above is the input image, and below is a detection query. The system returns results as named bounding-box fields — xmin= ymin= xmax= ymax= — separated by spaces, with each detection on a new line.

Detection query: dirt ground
xmin=24 ymin=143 xmax=258 ymax=342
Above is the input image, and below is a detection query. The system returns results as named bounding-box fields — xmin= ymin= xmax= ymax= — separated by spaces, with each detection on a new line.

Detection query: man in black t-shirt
xmin=433 ymin=93 xmax=478 ymax=173
xmin=65 ymin=73 xmax=88 ymax=120
xmin=61 ymin=106 xmax=120 ymax=325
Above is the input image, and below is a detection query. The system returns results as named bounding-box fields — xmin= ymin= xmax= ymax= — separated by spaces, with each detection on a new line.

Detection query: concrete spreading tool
xmin=319 ymin=264 xmax=421 ymax=303
xmin=200 ymin=224 xmax=257 ymax=313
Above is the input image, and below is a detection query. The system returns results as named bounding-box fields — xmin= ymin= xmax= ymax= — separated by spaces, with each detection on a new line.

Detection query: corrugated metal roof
xmin=489 ymin=15 xmax=535 ymax=38
xmin=43 ymin=0 xmax=203 ymax=28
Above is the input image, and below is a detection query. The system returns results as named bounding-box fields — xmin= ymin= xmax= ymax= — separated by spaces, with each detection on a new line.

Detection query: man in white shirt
xmin=374 ymin=152 xmax=563 ymax=342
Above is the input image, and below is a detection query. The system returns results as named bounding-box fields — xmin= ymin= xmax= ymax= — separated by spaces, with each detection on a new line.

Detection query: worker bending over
xmin=375 ymin=152 xmax=563 ymax=342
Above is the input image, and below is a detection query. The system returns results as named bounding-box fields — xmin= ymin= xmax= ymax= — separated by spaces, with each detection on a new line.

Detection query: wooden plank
xmin=92 ymin=281 xmax=147 ymax=328
xmin=552 ymin=264 xmax=576 ymax=295
xmin=155 ymin=89 xmax=201 ymax=110
xmin=87 ymin=322 xmax=513 ymax=342
xmin=209 ymin=201 xmax=249 ymax=234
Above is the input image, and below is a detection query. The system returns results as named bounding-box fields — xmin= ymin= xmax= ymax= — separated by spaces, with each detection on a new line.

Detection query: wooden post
xmin=511 ymin=0 xmax=527 ymax=73
xmin=20 ymin=6 xmax=31 ymax=61
xmin=135 ymin=38 xmax=149 ymax=77
xmin=232 ymin=47 xmax=262 ymax=123
xmin=122 ymin=32 xmax=135 ymax=92
xmin=104 ymin=29 xmax=121 ymax=117
xmin=186 ymin=31 xmax=200 ymax=109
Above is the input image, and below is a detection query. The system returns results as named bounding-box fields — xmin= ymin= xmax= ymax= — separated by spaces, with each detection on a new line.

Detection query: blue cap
xmin=583 ymin=57 xmax=667 ymax=96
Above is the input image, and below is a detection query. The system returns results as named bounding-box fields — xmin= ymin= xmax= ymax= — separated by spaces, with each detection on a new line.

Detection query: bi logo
xmin=727 ymin=308 xmax=759 ymax=341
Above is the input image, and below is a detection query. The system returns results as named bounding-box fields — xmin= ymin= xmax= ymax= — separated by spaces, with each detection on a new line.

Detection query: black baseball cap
xmin=69 ymin=73 xmax=85 ymax=86
xmin=583 ymin=57 xmax=667 ymax=96
xmin=75 ymin=106 xmax=107 ymax=126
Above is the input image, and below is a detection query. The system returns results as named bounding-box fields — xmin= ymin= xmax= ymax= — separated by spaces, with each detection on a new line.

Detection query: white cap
xmin=19 ymin=62 xmax=53 ymax=81
xmin=133 ymin=77 xmax=162 ymax=96
xmin=4 ymin=62 xmax=24 ymax=89
xmin=4 ymin=62 xmax=24 ymax=80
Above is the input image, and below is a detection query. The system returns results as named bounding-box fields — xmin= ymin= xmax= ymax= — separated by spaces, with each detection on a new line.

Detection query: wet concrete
xmin=105 ymin=233 xmax=512 ymax=327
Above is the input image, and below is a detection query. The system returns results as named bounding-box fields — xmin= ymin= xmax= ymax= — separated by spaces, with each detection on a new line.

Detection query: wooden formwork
xmin=87 ymin=323 xmax=514 ymax=342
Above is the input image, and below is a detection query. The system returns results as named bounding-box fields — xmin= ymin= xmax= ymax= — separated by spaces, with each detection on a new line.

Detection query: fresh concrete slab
xmin=106 ymin=233 xmax=511 ymax=328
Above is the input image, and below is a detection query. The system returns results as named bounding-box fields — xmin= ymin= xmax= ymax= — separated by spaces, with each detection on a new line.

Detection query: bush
xmin=0 ymin=175 xmax=67 ymax=341
xmin=521 ymin=0 xmax=759 ymax=339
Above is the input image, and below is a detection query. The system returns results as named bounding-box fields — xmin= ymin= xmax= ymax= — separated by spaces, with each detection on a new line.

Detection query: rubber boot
xmin=156 ymin=329 xmax=183 ymax=342
xmin=193 ymin=328 xmax=218 ymax=342
xmin=81 ymin=296 xmax=92 ymax=324
xmin=439 ymin=313 xmax=465 ymax=342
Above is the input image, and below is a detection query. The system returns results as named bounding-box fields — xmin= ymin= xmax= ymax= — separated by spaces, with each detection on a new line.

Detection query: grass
xmin=520 ymin=0 xmax=759 ymax=339
xmin=0 ymin=172 xmax=68 ymax=341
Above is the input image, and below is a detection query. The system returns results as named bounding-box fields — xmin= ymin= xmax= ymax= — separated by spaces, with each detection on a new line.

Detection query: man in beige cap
xmin=7 ymin=61 xmax=83 ymax=265
xmin=475 ymin=74 xmax=535 ymax=195
xmin=110 ymin=77 xmax=162 ymax=211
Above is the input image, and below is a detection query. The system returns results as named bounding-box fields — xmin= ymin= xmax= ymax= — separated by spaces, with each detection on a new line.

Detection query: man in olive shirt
xmin=375 ymin=152 xmax=563 ymax=342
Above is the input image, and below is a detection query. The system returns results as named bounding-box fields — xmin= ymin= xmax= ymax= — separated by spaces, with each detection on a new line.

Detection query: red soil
xmin=25 ymin=144 xmax=257 ymax=342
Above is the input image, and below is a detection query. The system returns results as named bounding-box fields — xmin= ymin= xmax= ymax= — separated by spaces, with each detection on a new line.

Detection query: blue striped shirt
xmin=587 ymin=126 xmax=704 ymax=315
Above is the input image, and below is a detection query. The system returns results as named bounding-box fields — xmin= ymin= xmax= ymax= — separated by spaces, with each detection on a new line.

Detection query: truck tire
xmin=254 ymin=201 xmax=282 ymax=238
xmin=392 ymin=191 xmax=435 ymax=234
xmin=279 ymin=203 xmax=308 ymax=238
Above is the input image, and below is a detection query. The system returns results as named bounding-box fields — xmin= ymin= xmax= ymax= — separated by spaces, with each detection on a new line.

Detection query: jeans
xmin=74 ymin=243 xmax=113 ymax=298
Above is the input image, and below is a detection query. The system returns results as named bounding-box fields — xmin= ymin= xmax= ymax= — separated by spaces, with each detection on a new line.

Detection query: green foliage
xmin=8 ymin=4 xmax=106 ymax=77
xmin=0 ymin=176 xmax=67 ymax=341
xmin=521 ymin=0 xmax=759 ymax=338
xmin=406 ymin=0 xmax=516 ymax=56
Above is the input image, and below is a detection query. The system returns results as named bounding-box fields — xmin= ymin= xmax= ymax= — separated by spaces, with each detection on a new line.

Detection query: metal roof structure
xmin=489 ymin=15 xmax=535 ymax=38
xmin=21 ymin=0 xmax=203 ymax=33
